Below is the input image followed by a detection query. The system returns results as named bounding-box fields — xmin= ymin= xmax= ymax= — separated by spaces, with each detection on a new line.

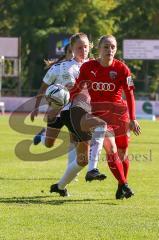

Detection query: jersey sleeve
xmin=125 ymin=89 xmax=136 ymax=120
xmin=43 ymin=65 xmax=57 ymax=85
xmin=122 ymin=64 xmax=135 ymax=91
xmin=122 ymin=64 xmax=136 ymax=120
xmin=62 ymin=63 xmax=78 ymax=88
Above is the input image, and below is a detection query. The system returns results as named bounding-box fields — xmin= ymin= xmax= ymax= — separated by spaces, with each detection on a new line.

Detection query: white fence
xmin=0 ymin=97 xmax=47 ymax=113
xmin=0 ymin=97 xmax=159 ymax=119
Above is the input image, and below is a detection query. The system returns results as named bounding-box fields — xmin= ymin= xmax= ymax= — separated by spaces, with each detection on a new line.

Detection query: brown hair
xmin=98 ymin=35 xmax=117 ymax=48
xmin=44 ymin=43 xmax=71 ymax=69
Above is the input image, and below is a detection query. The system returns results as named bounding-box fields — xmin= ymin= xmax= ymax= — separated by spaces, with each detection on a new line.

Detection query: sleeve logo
xmin=127 ymin=76 xmax=134 ymax=86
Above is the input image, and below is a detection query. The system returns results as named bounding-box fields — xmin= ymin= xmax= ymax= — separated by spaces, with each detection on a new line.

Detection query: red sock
xmin=122 ymin=157 xmax=130 ymax=181
xmin=107 ymin=152 xmax=126 ymax=185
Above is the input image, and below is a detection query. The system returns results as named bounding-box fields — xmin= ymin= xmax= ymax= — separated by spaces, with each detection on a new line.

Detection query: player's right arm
xmin=30 ymin=65 xmax=57 ymax=121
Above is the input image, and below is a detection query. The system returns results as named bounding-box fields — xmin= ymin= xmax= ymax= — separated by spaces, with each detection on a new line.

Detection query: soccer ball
xmin=45 ymin=84 xmax=70 ymax=106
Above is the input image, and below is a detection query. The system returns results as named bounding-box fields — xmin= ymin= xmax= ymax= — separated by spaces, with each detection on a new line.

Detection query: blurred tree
xmin=0 ymin=0 xmax=117 ymax=95
xmin=110 ymin=0 xmax=159 ymax=94
xmin=0 ymin=0 xmax=159 ymax=96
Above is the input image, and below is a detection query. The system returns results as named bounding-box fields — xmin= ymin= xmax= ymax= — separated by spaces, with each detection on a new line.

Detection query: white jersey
xmin=43 ymin=58 xmax=89 ymax=111
xmin=43 ymin=59 xmax=82 ymax=88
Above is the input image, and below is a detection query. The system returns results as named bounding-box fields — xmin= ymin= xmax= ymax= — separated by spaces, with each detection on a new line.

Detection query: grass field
xmin=0 ymin=115 xmax=159 ymax=240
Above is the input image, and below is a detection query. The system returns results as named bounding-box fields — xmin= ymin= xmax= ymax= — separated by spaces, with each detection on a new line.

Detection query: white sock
xmin=88 ymin=125 xmax=107 ymax=171
xmin=68 ymin=142 xmax=77 ymax=165
xmin=41 ymin=131 xmax=46 ymax=145
xmin=58 ymin=160 xmax=83 ymax=190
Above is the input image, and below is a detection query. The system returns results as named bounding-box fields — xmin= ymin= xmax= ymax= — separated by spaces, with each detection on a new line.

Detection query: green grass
xmin=0 ymin=115 xmax=159 ymax=240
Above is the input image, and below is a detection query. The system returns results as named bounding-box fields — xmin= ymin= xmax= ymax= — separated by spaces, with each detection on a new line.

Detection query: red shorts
xmin=92 ymin=101 xmax=130 ymax=148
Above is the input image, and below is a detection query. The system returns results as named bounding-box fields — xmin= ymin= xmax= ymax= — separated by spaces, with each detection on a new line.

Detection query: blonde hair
xmin=70 ymin=32 xmax=89 ymax=47
xmin=98 ymin=35 xmax=117 ymax=48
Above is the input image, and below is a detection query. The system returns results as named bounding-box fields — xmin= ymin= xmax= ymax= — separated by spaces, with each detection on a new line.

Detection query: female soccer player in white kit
xmin=31 ymin=33 xmax=106 ymax=196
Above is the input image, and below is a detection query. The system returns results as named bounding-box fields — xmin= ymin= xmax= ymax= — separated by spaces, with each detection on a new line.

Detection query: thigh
xmin=60 ymin=110 xmax=76 ymax=134
xmin=47 ymin=115 xmax=64 ymax=129
xmin=46 ymin=116 xmax=64 ymax=146
xmin=80 ymin=112 xmax=106 ymax=132
xmin=46 ymin=105 xmax=63 ymax=124
xmin=69 ymin=107 xmax=92 ymax=142
xmin=92 ymin=102 xmax=129 ymax=138
xmin=70 ymin=107 xmax=106 ymax=142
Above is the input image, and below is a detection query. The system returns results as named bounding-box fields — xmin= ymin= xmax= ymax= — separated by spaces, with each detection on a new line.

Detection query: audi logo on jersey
xmin=91 ymin=82 xmax=115 ymax=91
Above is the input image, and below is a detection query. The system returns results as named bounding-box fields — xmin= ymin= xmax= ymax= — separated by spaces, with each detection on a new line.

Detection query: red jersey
xmin=71 ymin=59 xmax=136 ymax=120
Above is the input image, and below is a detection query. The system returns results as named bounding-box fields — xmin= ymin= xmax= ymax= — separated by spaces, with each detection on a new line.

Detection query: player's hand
xmin=129 ymin=120 xmax=141 ymax=136
xmin=30 ymin=109 xmax=39 ymax=122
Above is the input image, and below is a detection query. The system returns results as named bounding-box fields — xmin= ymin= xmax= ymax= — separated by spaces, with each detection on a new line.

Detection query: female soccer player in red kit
xmin=70 ymin=35 xmax=141 ymax=199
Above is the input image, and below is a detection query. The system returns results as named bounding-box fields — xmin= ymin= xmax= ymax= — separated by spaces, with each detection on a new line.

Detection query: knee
xmin=109 ymin=145 xmax=117 ymax=154
xmin=77 ymin=160 xmax=88 ymax=167
xmin=104 ymin=144 xmax=117 ymax=154
xmin=77 ymin=154 xmax=88 ymax=167
xmin=118 ymin=148 xmax=128 ymax=161
xmin=80 ymin=114 xmax=106 ymax=132
xmin=45 ymin=143 xmax=53 ymax=148
xmin=45 ymin=140 xmax=54 ymax=148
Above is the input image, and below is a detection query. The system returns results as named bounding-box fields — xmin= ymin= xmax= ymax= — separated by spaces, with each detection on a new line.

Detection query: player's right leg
xmin=33 ymin=113 xmax=64 ymax=147
xmin=42 ymin=126 xmax=61 ymax=148
xmin=33 ymin=127 xmax=45 ymax=145
xmin=50 ymin=140 xmax=89 ymax=197
xmin=33 ymin=106 xmax=62 ymax=146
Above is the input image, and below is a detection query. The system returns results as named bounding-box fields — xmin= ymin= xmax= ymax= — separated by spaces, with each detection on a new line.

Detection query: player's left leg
xmin=103 ymin=132 xmax=134 ymax=199
xmin=104 ymin=133 xmax=126 ymax=186
xmin=118 ymin=148 xmax=129 ymax=181
xmin=50 ymin=140 xmax=89 ymax=196
xmin=116 ymin=134 xmax=130 ymax=180
xmin=115 ymin=135 xmax=134 ymax=199
xmin=49 ymin=107 xmax=90 ymax=196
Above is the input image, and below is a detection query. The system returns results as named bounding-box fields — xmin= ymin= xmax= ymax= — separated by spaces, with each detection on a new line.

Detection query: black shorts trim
xmin=47 ymin=108 xmax=91 ymax=142
xmin=47 ymin=116 xmax=64 ymax=129
xmin=70 ymin=107 xmax=92 ymax=142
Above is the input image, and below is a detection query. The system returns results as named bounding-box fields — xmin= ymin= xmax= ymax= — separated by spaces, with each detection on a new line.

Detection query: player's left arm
xmin=123 ymin=66 xmax=141 ymax=135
